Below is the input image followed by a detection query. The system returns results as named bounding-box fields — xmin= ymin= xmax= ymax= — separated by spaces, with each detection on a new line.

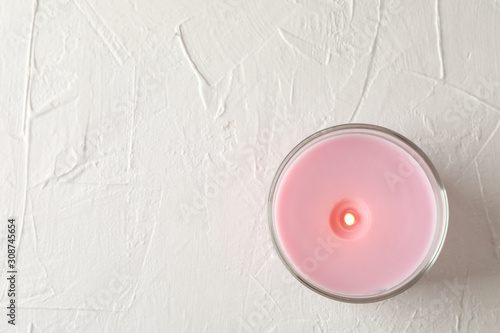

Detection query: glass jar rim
xmin=267 ymin=123 xmax=449 ymax=303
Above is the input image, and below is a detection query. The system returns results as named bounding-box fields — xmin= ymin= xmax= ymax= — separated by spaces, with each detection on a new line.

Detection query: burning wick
xmin=344 ymin=213 xmax=356 ymax=226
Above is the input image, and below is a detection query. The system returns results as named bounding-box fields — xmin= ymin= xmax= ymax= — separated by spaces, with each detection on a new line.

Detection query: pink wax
xmin=273 ymin=133 xmax=437 ymax=297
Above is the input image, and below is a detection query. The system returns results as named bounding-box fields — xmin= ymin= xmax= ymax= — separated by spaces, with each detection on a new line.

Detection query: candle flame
xmin=344 ymin=213 xmax=356 ymax=226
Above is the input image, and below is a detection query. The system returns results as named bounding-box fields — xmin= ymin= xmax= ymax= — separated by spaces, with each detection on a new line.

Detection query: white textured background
xmin=1 ymin=0 xmax=500 ymax=332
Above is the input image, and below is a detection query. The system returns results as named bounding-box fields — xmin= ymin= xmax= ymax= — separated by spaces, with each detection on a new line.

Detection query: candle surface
xmin=274 ymin=133 xmax=437 ymax=296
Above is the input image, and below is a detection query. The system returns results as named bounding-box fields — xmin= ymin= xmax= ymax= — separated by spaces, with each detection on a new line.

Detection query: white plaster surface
xmin=1 ymin=0 xmax=500 ymax=331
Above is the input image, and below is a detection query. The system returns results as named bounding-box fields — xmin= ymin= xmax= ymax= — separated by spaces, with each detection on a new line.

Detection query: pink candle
xmin=269 ymin=124 xmax=448 ymax=302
